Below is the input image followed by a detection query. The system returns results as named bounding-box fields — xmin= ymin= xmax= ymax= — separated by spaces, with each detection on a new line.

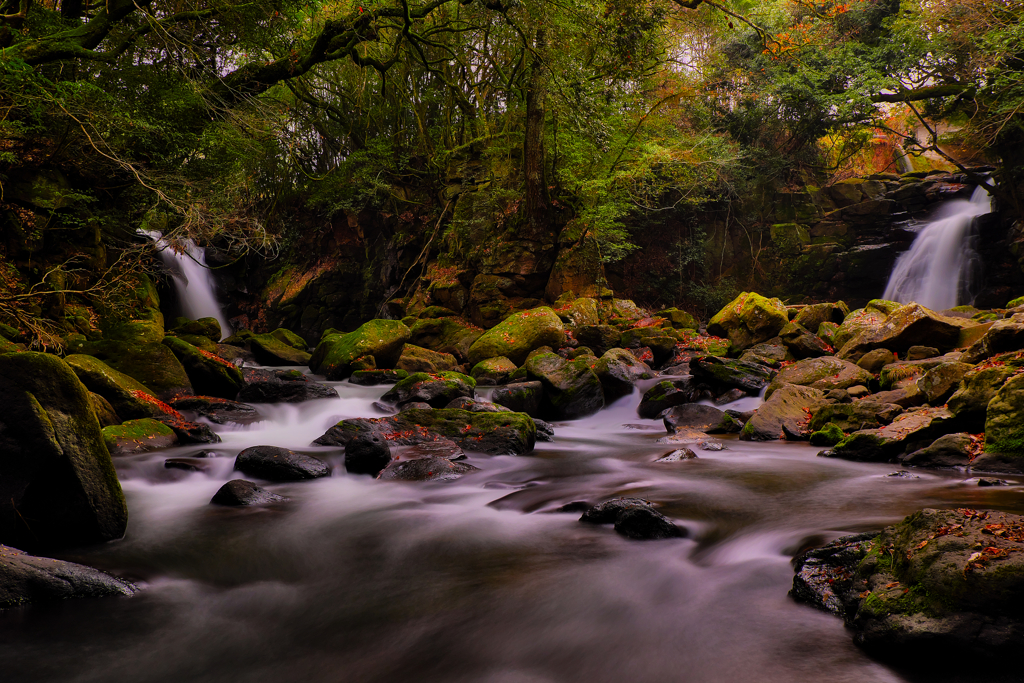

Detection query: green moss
xmin=309 ymin=319 xmax=411 ymax=380
xmin=866 ymin=299 xmax=901 ymax=316
xmin=809 ymin=422 xmax=845 ymax=446
xmin=466 ymin=307 xmax=565 ymax=366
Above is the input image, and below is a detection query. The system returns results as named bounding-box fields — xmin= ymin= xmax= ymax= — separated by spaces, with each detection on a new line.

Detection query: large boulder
xmin=637 ymin=379 xmax=701 ymax=419
xmin=960 ymin=314 xmax=1024 ymax=364
xmin=0 ymin=353 xmax=127 ymax=549
xmin=662 ymin=404 xmax=741 ymax=434
xmin=917 ymin=361 xmax=973 ymax=405
xmin=707 ymin=292 xmax=788 ymax=352
xmin=828 ymin=407 xmax=952 ymax=462
xmin=162 ymin=336 xmax=245 ymax=399
xmin=593 ymin=348 xmax=653 ymax=400
xmin=575 ymin=325 xmax=622 ymax=357
xmin=766 ymin=357 xmax=874 ymax=399
xmin=491 ymin=381 xmax=544 ymax=416
xmin=525 ymin=352 xmax=604 ymax=420
xmin=309 ymin=320 xmax=411 ymax=380
xmin=64 ymin=354 xmax=172 ymax=420
xmin=778 ymin=322 xmax=832 ymax=358
xmin=170 ymin=317 xmax=221 ymax=340
xmin=900 ymin=433 xmax=973 ymax=468
xmin=740 ymin=384 xmax=827 ymax=441
xmin=101 ymin=418 xmax=178 ymax=455
xmin=396 ymin=344 xmax=459 ymax=374
xmin=689 ymin=355 xmax=773 ymax=395
xmin=78 ymin=340 xmax=192 ymax=400
xmin=377 ymin=457 xmax=478 ymax=482
xmin=947 ymin=357 xmax=1024 ymax=431
xmin=470 ymin=356 xmax=518 ymax=384
xmin=809 ymin=401 xmax=902 ymax=433
xmin=380 ymin=371 xmax=476 ymax=408
xmin=249 ymin=333 xmax=312 ymax=366
xmin=237 ymin=368 xmax=337 ymax=403
xmin=407 ymin=318 xmax=484 ymax=361
xmin=983 ymin=374 xmax=1024 ymax=456
xmin=234 ymin=446 xmax=331 ymax=481
xmin=793 ymin=302 xmax=848 ymax=333
xmin=316 ymin=408 xmax=536 ymax=456
xmin=579 ymin=498 xmax=685 ymax=540
xmin=867 ymin=303 xmax=970 ymax=352
xmin=0 ymin=545 xmax=136 ymax=609
xmin=467 ymin=307 xmax=565 ymax=366
xmin=169 ymin=396 xmax=260 ymax=425
xmin=833 ymin=308 xmax=886 ymax=356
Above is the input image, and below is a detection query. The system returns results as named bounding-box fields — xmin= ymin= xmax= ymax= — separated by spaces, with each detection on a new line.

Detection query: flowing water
xmin=883 ymin=186 xmax=992 ymax=310
xmin=2 ymin=374 xmax=1023 ymax=683
xmin=140 ymin=231 xmax=232 ymax=339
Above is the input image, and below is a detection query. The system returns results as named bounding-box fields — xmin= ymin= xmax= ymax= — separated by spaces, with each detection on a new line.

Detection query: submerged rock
xmin=525 ymin=352 xmax=604 ymax=420
xmin=377 ymin=456 xmax=478 ymax=482
xmin=0 ymin=545 xmax=136 ymax=609
xmin=169 ymin=396 xmax=261 ymax=425
xmin=345 ymin=433 xmax=393 ymax=476
xmin=234 ymin=446 xmax=331 ymax=481
xmin=210 ymin=479 xmax=288 ymax=506
xmin=579 ymin=498 xmax=685 ymax=540
xmin=237 ymin=368 xmax=337 ymax=403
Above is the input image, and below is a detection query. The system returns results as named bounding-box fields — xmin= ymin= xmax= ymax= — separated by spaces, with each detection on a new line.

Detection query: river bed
xmin=2 ymin=373 xmax=1023 ymax=682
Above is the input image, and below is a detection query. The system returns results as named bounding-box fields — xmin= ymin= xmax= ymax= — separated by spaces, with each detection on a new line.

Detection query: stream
xmin=3 ymin=371 xmax=1024 ymax=682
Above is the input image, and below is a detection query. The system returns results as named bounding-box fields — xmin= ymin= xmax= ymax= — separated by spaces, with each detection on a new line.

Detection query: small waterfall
xmin=882 ymin=185 xmax=991 ymax=310
xmin=141 ymin=231 xmax=231 ymax=340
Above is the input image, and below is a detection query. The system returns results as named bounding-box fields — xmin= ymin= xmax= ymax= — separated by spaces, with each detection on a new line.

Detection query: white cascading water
xmin=140 ymin=230 xmax=232 ymax=340
xmin=883 ymin=185 xmax=992 ymax=310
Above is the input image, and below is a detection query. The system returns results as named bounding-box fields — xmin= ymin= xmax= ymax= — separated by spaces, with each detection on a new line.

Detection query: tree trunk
xmin=523 ymin=28 xmax=548 ymax=229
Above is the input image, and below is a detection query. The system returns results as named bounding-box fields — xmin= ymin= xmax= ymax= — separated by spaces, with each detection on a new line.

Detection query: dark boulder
xmin=900 ymin=433 xmax=973 ymax=468
xmin=162 ymin=336 xmax=245 ymax=399
xmin=689 ymin=355 xmax=773 ymax=395
xmin=593 ymin=348 xmax=653 ymax=401
xmin=210 ymin=479 xmax=288 ymax=506
xmin=637 ymin=378 xmax=701 ymax=419
xmin=579 ymin=498 xmax=685 ymax=540
xmin=169 ymin=396 xmax=261 ymax=425
xmin=790 ymin=532 xmax=879 ymax=617
xmin=345 ymin=433 xmax=393 ymax=476
xmin=377 ymin=456 xmax=479 ymax=482
xmin=525 ymin=352 xmax=604 ymax=420
xmin=234 ymin=446 xmax=331 ymax=481
xmin=491 ymin=381 xmax=544 ymax=417
xmin=662 ymin=404 xmax=741 ymax=434
xmin=379 ymin=371 xmax=476 ymax=408
xmin=237 ymin=368 xmax=337 ymax=403
xmin=350 ymin=369 xmax=410 ymax=386
xmin=0 ymin=545 xmax=136 ymax=609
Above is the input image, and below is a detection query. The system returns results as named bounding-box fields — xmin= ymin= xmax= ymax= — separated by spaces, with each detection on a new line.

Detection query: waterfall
xmin=141 ymin=231 xmax=232 ymax=340
xmin=882 ymin=185 xmax=991 ymax=310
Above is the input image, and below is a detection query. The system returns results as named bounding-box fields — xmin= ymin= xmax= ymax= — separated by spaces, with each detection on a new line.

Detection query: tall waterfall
xmin=141 ymin=231 xmax=231 ymax=340
xmin=882 ymin=186 xmax=992 ymax=310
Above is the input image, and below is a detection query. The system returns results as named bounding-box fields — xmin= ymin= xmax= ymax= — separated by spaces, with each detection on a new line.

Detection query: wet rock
xmin=210 ymin=479 xmax=288 ymax=506
xmin=169 ymin=396 xmax=260 ymax=425
xmin=164 ymin=458 xmax=210 ymax=472
xmin=65 ymin=354 xmax=174 ymax=420
xmin=491 ymin=381 xmax=543 ymax=416
xmin=534 ymin=419 xmax=555 ymax=442
xmin=318 ymin=409 xmax=536 ymax=456
xmin=978 ymin=478 xmax=1009 ymax=486
xmin=396 ymin=344 xmax=459 ymax=374
xmin=88 ymin=392 xmax=120 ymax=427
xmin=766 ymin=357 xmax=874 ymax=399
xmin=662 ymin=404 xmax=741 ymax=434
xmin=809 ymin=423 xmax=845 ymax=447
xmin=345 ymin=433 xmax=393 ymax=476
xmin=960 ymin=313 xmax=1024 ymax=364
xmin=377 ymin=456 xmax=478 ymax=482
xmin=637 ymin=378 xmax=701 ymax=419
xmin=655 ymin=448 xmax=698 ymax=462
xmin=77 ymin=339 xmax=192 ymax=400
xmin=470 ymin=356 xmax=517 ymax=384
xmin=237 ymin=368 xmax=337 ymax=403
xmin=0 ymin=545 xmax=136 ymax=609
xmin=809 ymin=401 xmax=902 ymax=433
xmin=399 ymin=439 xmax=466 ymax=460
xmin=160 ymin=418 xmax=221 ymax=444
xmin=969 ymin=453 xmax=1024 ymax=474
xmin=399 ymin=401 xmax=433 ymax=412
xmin=575 ymin=325 xmax=622 ymax=357
xmin=900 ymin=433 xmax=973 ymax=468
xmin=885 ymin=470 xmax=919 ymax=479
xmin=215 ymin=343 xmax=256 ymax=365
xmin=713 ymin=388 xmax=747 ymax=405
xmin=235 ymin=446 xmax=331 ymax=481
xmin=707 ymin=292 xmax=789 ymax=352
xmin=983 ymin=373 xmax=1024 ymax=456
xmin=407 ymin=318 xmax=483 ymax=362
xmin=779 ymin=322 xmax=832 ymax=359
xmin=699 ymin=440 xmax=726 ymax=451
xmin=309 ymin=319 xmax=411 ymax=380
xmin=349 ymin=369 xmax=409 ymax=386
xmin=467 ymin=308 xmax=566 ymax=366
xmin=829 ymin=407 xmax=953 ymax=463
xmin=579 ymin=498 xmax=685 ymax=540
xmin=525 ymin=352 xmax=604 ymax=420
xmin=102 ymin=418 xmax=178 ymax=455
xmin=741 ymin=385 xmax=827 ymax=441
xmin=380 ymin=371 xmax=476 ymax=408
xmin=844 ymin=509 xmax=1024 ymax=660
xmin=249 ymin=333 xmax=312 ymax=366
xmin=690 ymin=355 xmax=773 ymax=395
xmin=0 ymin=352 xmax=128 ymax=549
xmin=593 ymin=348 xmax=653 ymax=401
xmin=790 ymin=532 xmax=879 ymax=617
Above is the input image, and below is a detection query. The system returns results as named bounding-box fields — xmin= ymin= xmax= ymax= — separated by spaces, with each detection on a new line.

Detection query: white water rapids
xmin=883 ymin=186 xmax=992 ymax=310
xmin=140 ymin=230 xmax=232 ymax=339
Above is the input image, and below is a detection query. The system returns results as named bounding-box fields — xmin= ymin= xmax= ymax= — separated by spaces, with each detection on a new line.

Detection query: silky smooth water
xmin=140 ymin=231 xmax=232 ymax=339
xmin=2 ymin=374 xmax=1023 ymax=683
xmin=883 ymin=186 xmax=992 ymax=310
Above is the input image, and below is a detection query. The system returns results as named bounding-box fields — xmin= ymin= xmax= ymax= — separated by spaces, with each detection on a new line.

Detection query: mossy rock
xmin=867 ymin=303 xmax=969 ymax=352
xmin=407 ymin=317 xmax=484 ymax=361
xmin=794 ymin=302 xmax=848 ymax=333
xmin=170 ymin=317 xmax=222 ymax=340
xmin=766 ymin=357 xmax=873 ymax=399
xmin=250 ymin=333 xmax=312 ymax=366
xmin=0 ymin=337 xmax=21 ymax=354
xmin=309 ymin=319 xmax=411 ymax=380
xmin=269 ymin=328 xmax=308 ymax=350
xmin=658 ymin=308 xmax=699 ymax=331
xmin=380 ymin=371 xmax=476 ymax=408
xmin=101 ymin=418 xmax=177 ymax=456
xmin=471 ymin=356 xmax=517 ymax=384
xmin=467 ymin=307 xmax=565 ymax=366
xmin=0 ymin=352 xmax=127 ymax=550
xmin=809 ymin=422 xmax=845 ymax=446
xmin=78 ymin=340 xmax=192 ymax=400
xmin=176 ymin=334 xmax=218 ymax=353
xmin=1007 ymin=295 xmax=1024 ymax=308
xmin=553 ymin=298 xmax=600 ymax=329
xmin=833 ymin=308 xmax=887 ymax=352
xmin=350 ymin=369 xmax=409 ymax=386
xmin=396 ymin=344 xmax=459 ymax=374
xmin=223 ymin=329 xmax=255 ymax=347
xmin=64 ymin=354 xmax=170 ymax=420
xmin=593 ymin=348 xmax=653 ymax=401
xmin=865 ymin=299 xmax=902 ymax=316
xmin=525 ymin=352 xmax=604 ymax=420
xmin=740 ymin=384 xmax=826 ymax=441
xmin=809 ymin=401 xmax=902 ymax=433
xmin=948 ymin=357 xmax=1024 ymax=430
xmin=984 ymin=374 xmax=1024 ymax=455
xmin=162 ymin=336 xmax=244 ymax=399
xmin=707 ymin=292 xmax=789 ymax=352
xmin=99 ymin=274 xmax=165 ymax=344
